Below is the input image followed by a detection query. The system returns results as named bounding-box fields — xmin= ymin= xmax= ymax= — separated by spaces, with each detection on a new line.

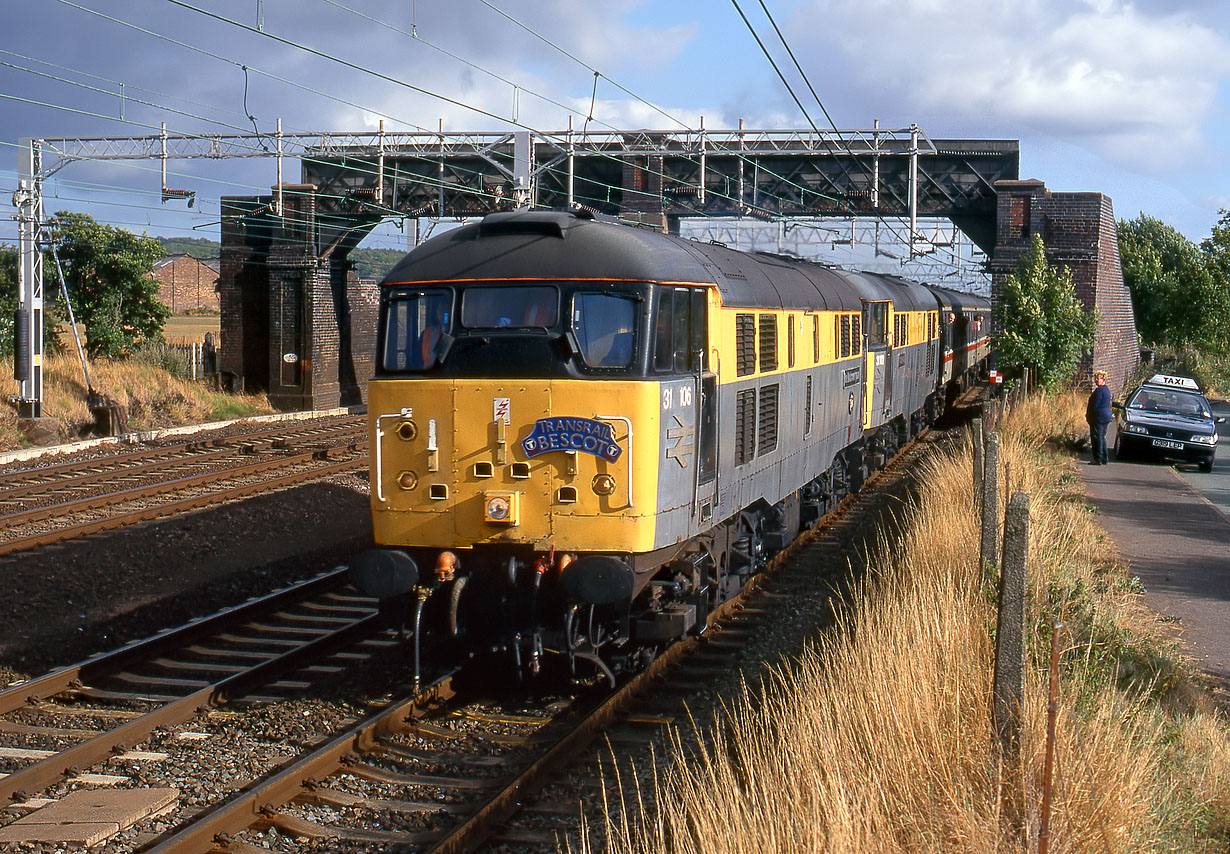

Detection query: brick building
xmin=152 ymin=255 xmax=221 ymax=314
xmin=990 ymin=179 xmax=1139 ymax=395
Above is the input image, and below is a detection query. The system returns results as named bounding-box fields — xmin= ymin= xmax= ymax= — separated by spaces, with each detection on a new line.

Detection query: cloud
xmin=792 ymin=0 xmax=1230 ymax=169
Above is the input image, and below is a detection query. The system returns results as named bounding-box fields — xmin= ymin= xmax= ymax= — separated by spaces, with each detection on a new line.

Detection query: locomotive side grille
xmin=927 ymin=342 xmax=935 ymax=375
xmin=759 ymin=314 xmax=778 ymax=372
xmin=852 ymin=315 xmax=862 ymax=355
xmin=758 ymin=383 xmax=779 ymax=456
xmin=735 ymin=388 xmax=756 ymax=465
xmin=736 ymin=314 xmax=756 ymax=376
xmin=840 ymin=315 xmax=851 ymax=358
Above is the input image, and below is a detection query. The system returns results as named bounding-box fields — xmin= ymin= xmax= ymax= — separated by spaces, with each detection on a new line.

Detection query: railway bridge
xmin=12 ymin=127 xmax=1138 ymax=414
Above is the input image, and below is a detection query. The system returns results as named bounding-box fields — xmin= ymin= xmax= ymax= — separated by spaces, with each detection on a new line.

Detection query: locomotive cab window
xmin=572 ymin=292 xmax=637 ymax=369
xmin=381 ymin=289 xmax=452 ymax=372
xmin=461 ymin=285 xmax=558 ymax=328
xmin=864 ymin=301 xmax=889 ymax=348
xmin=654 ymin=287 xmax=707 ymax=373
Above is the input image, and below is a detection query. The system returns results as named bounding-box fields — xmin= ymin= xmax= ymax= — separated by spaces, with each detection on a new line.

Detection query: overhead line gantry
xmin=12 ymin=124 xmax=1019 ymax=416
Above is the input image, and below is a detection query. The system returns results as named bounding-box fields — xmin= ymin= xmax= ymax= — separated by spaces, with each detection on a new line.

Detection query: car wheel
xmin=1114 ymin=433 xmax=1129 ymax=461
xmin=1199 ymin=458 xmax=1214 ymax=473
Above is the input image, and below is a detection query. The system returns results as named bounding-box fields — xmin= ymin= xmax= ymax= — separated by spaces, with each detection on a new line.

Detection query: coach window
xmin=382 ymin=289 xmax=451 ymax=372
xmin=572 ymin=292 xmax=637 ymax=369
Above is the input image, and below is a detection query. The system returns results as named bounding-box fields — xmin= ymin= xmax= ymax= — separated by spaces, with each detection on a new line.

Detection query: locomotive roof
xmin=382 ymin=210 xmax=940 ymax=313
xmin=927 ymin=283 xmax=991 ymax=313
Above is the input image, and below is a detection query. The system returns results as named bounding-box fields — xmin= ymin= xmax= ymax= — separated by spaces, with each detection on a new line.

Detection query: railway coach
xmin=350 ymin=209 xmax=989 ymax=681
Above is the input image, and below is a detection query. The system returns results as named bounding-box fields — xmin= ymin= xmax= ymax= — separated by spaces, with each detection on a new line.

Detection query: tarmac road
xmin=1080 ymin=399 xmax=1230 ymax=699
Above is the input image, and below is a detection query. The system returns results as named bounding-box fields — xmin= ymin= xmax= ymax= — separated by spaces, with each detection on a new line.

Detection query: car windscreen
xmin=1127 ymin=389 xmax=1210 ymax=418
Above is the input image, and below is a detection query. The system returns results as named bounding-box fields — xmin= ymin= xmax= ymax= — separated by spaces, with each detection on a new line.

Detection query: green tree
xmin=995 ymin=234 xmax=1096 ymax=388
xmin=47 ymin=212 xmax=168 ymax=358
xmin=1118 ymin=214 xmax=1230 ymax=348
xmin=1201 ymin=208 xmax=1230 ymax=280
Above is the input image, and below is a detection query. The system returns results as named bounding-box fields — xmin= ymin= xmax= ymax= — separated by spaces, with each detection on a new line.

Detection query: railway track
xmin=12 ymin=404 xmax=951 ymax=851
xmin=0 ymin=568 xmax=390 ymax=847
xmin=0 ymin=395 xmax=985 ymax=851
xmin=138 ymin=422 xmax=936 ymax=854
xmin=0 ymin=415 xmax=368 ymax=557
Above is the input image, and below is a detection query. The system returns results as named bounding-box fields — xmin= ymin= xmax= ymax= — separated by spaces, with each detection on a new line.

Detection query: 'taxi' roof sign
xmin=1146 ymin=374 xmax=1201 ymax=392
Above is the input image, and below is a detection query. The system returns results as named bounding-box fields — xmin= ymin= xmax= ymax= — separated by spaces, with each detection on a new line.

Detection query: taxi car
xmin=1113 ymin=374 xmax=1224 ymax=472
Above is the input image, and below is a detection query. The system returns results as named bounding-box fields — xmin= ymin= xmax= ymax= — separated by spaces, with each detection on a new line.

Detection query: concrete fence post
xmin=979 ymin=432 xmax=1000 ymax=575
xmin=972 ymin=417 xmax=984 ymax=503
xmin=995 ymin=490 xmax=1030 ymax=845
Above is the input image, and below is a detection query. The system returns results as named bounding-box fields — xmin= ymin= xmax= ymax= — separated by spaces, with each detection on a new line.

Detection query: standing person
xmin=1086 ymin=370 xmax=1112 ymax=465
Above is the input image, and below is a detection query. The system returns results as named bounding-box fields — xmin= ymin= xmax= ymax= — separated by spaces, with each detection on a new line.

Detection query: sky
xmin=2 ymin=0 xmax=1228 ymax=275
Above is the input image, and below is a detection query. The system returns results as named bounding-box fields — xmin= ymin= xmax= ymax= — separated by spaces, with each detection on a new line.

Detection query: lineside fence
xmin=975 ymin=370 xmax=1065 ymax=853
xmin=156 ymin=334 xmax=219 ymax=383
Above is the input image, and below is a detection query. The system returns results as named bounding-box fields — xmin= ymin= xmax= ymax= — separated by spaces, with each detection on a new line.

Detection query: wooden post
xmin=972 ymin=417 xmax=984 ymax=502
xmin=979 ymin=432 xmax=1000 ymax=575
xmin=995 ymin=491 xmax=1030 ymax=845
xmin=1039 ymin=619 xmax=1063 ymax=854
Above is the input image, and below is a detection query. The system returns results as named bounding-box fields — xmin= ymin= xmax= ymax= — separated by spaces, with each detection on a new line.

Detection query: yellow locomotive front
xmin=352 ymin=258 xmax=714 ymax=680
xmin=369 ymin=375 xmax=663 ymax=556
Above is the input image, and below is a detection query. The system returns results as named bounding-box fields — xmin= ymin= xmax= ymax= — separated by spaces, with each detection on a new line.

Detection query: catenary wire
xmin=10 ymin=3 xmax=953 ymax=272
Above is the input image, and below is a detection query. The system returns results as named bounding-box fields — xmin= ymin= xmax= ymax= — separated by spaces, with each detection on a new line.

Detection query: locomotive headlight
xmin=397 ymin=470 xmax=418 ymax=490
xmin=483 ymin=491 xmax=519 ymax=525
xmin=592 ymin=473 xmax=617 ymax=496
xmin=396 ymin=419 xmax=418 ymax=441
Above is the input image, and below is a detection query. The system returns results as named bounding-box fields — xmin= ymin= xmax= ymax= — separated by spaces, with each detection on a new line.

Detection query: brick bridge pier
xmin=990 ymin=179 xmax=1139 ymax=394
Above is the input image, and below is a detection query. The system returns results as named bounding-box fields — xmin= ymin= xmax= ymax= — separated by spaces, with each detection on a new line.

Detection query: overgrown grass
xmin=1 ymin=352 xmax=274 ymax=450
xmin=588 ymin=392 xmax=1230 ymax=853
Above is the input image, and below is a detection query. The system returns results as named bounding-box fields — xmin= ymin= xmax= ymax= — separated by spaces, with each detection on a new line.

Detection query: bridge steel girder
xmin=300 ymin=131 xmax=1018 ymax=254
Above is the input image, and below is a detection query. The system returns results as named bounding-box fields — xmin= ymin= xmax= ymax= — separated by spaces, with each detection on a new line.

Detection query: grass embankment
xmin=1 ymin=351 xmax=274 ymax=451
xmin=594 ymin=393 xmax=1230 ymax=852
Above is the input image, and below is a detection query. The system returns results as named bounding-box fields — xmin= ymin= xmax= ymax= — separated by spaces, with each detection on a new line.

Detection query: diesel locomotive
xmin=350 ymin=209 xmax=989 ymax=682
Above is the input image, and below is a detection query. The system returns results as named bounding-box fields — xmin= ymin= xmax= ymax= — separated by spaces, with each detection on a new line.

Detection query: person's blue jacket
xmin=1086 ymin=384 xmax=1112 ymax=425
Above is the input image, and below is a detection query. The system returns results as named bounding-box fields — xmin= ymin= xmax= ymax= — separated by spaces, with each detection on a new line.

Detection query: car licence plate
xmin=1152 ymin=438 xmax=1184 ymax=450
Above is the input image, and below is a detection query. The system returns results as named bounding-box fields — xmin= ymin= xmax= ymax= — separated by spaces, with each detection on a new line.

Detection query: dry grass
xmin=1 ymin=352 xmax=273 ymax=449
xmin=588 ymin=392 xmax=1230 ymax=853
